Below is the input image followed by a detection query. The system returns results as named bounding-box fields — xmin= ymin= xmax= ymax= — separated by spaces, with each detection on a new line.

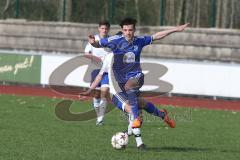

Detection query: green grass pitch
xmin=0 ymin=94 xmax=239 ymax=160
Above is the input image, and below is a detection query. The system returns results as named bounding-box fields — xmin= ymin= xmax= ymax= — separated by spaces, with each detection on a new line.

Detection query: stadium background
xmin=0 ymin=0 xmax=240 ymax=28
xmin=0 ymin=0 xmax=240 ymax=159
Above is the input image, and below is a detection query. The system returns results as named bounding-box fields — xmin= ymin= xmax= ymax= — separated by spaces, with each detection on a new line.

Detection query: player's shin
xmin=93 ymin=98 xmax=101 ymax=109
xmin=93 ymin=98 xmax=101 ymax=123
xmin=98 ymin=98 xmax=107 ymax=122
xmin=132 ymin=128 xmax=144 ymax=147
xmin=127 ymin=114 xmax=133 ymax=136
xmin=144 ymin=101 xmax=165 ymax=119
xmin=126 ymin=89 xmax=140 ymax=119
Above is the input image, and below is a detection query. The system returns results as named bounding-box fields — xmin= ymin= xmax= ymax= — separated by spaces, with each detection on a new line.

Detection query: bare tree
xmin=230 ymin=0 xmax=235 ymax=28
xmin=102 ymin=0 xmax=108 ymax=20
xmin=135 ymin=0 xmax=141 ymax=25
xmin=165 ymin=0 xmax=176 ymax=25
xmin=221 ymin=0 xmax=228 ymax=28
xmin=177 ymin=0 xmax=185 ymax=24
xmin=196 ymin=0 xmax=201 ymax=27
xmin=2 ymin=0 xmax=12 ymax=19
xmin=192 ymin=0 xmax=198 ymax=27
xmin=58 ymin=0 xmax=64 ymax=21
xmin=65 ymin=0 xmax=72 ymax=21
xmin=184 ymin=0 xmax=192 ymax=26
xmin=216 ymin=0 xmax=222 ymax=27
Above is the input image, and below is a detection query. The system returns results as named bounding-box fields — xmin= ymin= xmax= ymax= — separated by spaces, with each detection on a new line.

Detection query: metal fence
xmin=0 ymin=0 xmax=239 ymax=28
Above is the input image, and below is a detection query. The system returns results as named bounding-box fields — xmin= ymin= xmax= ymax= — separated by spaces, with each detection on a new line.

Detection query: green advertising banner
xmin=0 ymin=53 xmax=41 ymax=84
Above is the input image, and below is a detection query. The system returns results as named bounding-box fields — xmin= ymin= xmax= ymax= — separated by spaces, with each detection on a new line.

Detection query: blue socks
xmin=126 ymin=89 xmax=165 ymax=120
xmin=127 ymin=89 xmax=140 ymax=119
xmin=144 ymin=102 xmax=165 ymax=119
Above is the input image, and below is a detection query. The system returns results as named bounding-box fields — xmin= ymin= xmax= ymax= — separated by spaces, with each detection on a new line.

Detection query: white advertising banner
xmin=41 ymin=54 xmax=240 ymax=98
xmin=41 ymin=54 xmax=90 ymax=88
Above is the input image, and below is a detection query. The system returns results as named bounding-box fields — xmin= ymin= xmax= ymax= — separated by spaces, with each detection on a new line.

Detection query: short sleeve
xmin=142 ymin=36 xmax=153 ymax=46
xmin=99 ymin=60 xmax=108 ymax=75
xmin=84 ymin=43 xmax=92 ymax=53
xmin=99 ymin=54 xmax=112 ymax=74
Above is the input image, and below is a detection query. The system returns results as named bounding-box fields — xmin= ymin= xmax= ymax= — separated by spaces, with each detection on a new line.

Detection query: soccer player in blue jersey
xmin=88 ymin=18 xmax=188 ymax=148
xmin=88 ymin=17 xmax=188 ymax=127
xmin=80 ymin=53 xmax=176 ymax=149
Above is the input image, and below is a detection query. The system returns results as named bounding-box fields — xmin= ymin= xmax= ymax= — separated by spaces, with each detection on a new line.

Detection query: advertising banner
xmin=0 ymin=52 xmax=41 ymax=84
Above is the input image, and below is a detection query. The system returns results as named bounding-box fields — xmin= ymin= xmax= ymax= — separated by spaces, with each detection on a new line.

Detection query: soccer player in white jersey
xmin=84 ymin=20 xmax=111 ymax=125
xmin=80 ymin=53 xmax=175 ymax=149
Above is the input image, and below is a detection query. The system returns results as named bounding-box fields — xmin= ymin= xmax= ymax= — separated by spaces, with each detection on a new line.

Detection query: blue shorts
xmin=118 ymin=72 xmax=144 ymax=92
xmin=113 ymin=73 xmax=144 ymax=111
xmin=91 ymin=69 xmax=109 ymax=88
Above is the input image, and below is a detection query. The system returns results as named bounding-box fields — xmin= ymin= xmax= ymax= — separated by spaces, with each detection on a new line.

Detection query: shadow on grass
xmin=143 ymin=146 xmax=239 ymax=154
xmin=146 ymin=146 xmax=211 ymax=152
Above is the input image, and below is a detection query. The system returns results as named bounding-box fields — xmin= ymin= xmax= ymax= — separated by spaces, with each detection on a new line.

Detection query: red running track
xmin=0 ymin=85 xmax=240 ymax=111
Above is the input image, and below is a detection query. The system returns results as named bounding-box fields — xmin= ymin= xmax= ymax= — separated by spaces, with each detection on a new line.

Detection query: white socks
xmin=98 ymin=98 xmax=107 ymax=122
xmin=93 ymin=98 xmax=101 ymax=108
xmin=128 ymin=114 xmax=143 ymax=147
xmin=93 ymin=98 xmax=107 ymax=123
xmin=132 ymin=128 xmax=143 ymax=147
xmin=93 ymin=98 xmax=100 ymax=122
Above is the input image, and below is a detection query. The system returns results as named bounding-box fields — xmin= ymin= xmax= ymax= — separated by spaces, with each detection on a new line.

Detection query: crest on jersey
xmin=123 ymin=52 xmax=135 ymax=63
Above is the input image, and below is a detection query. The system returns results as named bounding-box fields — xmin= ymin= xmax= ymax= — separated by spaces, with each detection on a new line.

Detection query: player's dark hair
xmin=120 ymin=17 xmax=137 ymax=28
xmin=99 ymin=20 xmax=110 ymax=28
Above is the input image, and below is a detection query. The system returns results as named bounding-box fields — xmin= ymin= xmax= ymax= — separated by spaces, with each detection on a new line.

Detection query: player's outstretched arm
xmin=152 ymin=23 xmax=189 ymax=41
xmin=88 ymin=35 xmax=101 ymax=48
xmin=80 ymin=74 xmax=103 ymax=96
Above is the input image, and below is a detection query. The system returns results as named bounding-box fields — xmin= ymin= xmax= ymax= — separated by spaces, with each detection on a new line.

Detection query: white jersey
xmin=99 ymin=53 xmax=127 ymax=109
xmin=99 ymin=54 xmax=120 ymax=96
xmin=84 ymin=34 xmax=111 ymax=61
xmin=99 ymin=53 xmax=113 ymax=75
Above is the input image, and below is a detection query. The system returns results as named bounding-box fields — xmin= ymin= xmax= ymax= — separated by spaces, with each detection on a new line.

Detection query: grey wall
xmin=0 ymin=19 xmax=239 ymax=62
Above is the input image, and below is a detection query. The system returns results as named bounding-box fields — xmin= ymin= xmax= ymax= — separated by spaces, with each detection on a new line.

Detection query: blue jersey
xmin=99 ymin=35 xmax=152 ymax=83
